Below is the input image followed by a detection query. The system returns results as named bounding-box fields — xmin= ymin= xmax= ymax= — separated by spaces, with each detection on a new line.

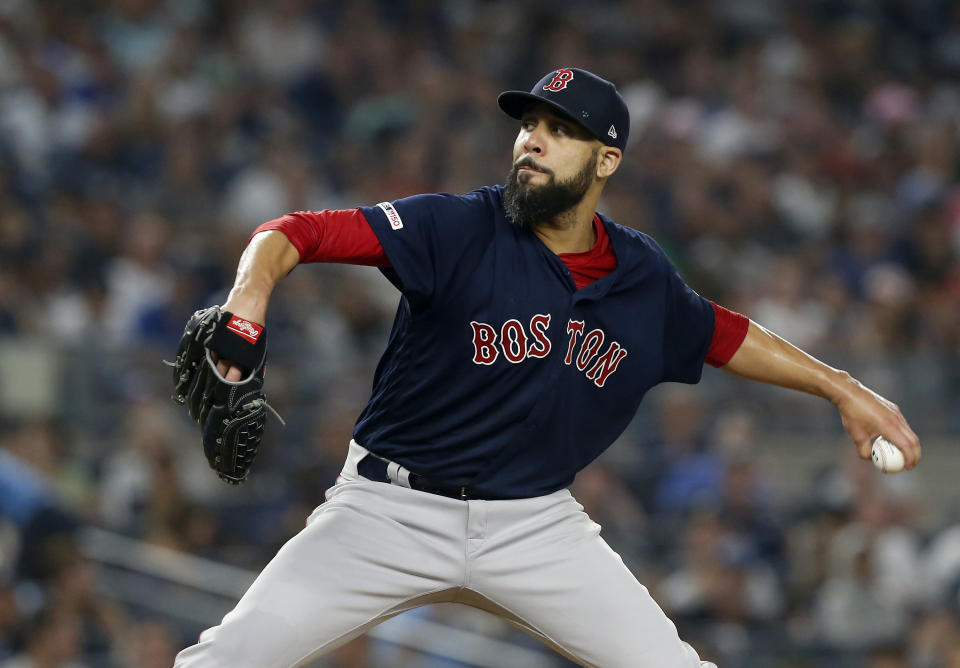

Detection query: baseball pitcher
xmin=171 ymin=68 xmax=920 ymax=667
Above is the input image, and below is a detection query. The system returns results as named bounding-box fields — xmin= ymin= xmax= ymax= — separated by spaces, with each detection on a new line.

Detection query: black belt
xmin=356 ymin=453 xmax=493 ymax=500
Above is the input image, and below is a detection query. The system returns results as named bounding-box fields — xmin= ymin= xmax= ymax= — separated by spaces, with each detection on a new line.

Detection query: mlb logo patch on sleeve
xmin=227 ymin=316 xmax=263 ymax=344
xmin=377 ymin=202 xmax=404 ymax=230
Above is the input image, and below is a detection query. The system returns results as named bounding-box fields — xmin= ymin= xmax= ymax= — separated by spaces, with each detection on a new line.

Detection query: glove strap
xmin=205 ymin=311 xmax=267 ymax=375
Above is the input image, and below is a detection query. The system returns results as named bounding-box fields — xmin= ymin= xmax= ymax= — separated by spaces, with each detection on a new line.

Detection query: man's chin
xmin=517 ymin=172 xmax=547 ymax=187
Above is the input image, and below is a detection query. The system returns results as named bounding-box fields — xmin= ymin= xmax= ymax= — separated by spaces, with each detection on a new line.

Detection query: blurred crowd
xmin=0 ymin=0 xmax=959 ymax=666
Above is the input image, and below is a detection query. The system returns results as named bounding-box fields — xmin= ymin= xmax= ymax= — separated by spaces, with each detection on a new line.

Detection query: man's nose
xmin=522 ymin=127 xmax=544 ymax=154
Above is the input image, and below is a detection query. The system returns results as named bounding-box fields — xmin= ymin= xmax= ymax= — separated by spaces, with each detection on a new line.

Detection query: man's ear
xmin=597 ymin=146 xmax=622 ymax=179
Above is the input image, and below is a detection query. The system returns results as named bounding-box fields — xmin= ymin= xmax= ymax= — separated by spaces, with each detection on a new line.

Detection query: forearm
xmin=719 ymin=320 xmax=853 ymax=405
xmin=719 ymin=319 xmax=921 ymax=467
xmin=222 ymin=230 xmax=300 ymax=323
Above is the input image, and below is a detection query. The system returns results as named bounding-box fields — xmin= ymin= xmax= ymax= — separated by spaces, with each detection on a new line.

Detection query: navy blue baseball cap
xmin=498 ymin=67 xmax=630 ymax=152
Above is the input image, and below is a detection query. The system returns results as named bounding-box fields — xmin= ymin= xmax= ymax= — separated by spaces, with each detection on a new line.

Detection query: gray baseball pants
xmin=175 ymin=440 xmax=716 ymax=667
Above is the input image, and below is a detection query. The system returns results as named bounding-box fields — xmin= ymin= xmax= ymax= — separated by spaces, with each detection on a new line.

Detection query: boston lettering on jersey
xmin=470 ymin=315 xmax=627 ymax=388
xmin=355 ymin=185 xmax=715 ymax=499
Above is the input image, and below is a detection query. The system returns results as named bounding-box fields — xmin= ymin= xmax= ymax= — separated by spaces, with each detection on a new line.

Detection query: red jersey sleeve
xmin=251 ymin=209 xmax=391 ymax=267
xmin=705 ymin=302 xmax=749 ymax=367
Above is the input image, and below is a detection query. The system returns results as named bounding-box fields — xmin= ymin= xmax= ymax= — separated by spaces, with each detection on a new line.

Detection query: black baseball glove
xmin=167 ymin=306 xmax=282 ymax=484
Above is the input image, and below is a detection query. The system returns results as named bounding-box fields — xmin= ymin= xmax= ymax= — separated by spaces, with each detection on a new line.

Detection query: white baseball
xmin=871 ymin=436 xmax=905 ymax=474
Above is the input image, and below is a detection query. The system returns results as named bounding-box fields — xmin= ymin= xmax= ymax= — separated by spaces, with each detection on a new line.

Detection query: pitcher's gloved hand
xmin=167 ymin=306 xmax=282 ymax=484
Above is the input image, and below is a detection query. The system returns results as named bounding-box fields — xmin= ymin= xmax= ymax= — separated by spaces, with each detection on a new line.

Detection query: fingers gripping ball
xmin=168 ymin=306 xmax=281 ymax=484
xmin=871 ymin=436 xmax=905 ymax=474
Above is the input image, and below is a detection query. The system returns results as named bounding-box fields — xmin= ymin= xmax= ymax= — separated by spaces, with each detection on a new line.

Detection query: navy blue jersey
xmin=355 ymin=186 xmax=714 ymax=498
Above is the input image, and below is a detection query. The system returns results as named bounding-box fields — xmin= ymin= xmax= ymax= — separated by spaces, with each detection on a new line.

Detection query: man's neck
xmin=532 ymin=197 xmax=599 ymax=254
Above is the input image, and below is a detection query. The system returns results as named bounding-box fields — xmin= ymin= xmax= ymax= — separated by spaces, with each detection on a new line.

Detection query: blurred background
xmin=0 ymin=0 xmax=958 ymax=666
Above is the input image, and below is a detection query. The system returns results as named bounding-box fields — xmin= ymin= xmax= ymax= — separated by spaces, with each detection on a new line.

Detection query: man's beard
xmin=503 ymin=149 xmax=598 ymax=229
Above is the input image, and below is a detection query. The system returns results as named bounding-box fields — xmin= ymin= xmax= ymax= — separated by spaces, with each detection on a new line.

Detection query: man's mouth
xmin=515 ymin=157 xmax=549 ymax=175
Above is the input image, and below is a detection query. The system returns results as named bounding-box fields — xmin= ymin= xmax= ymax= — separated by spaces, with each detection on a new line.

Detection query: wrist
xmin=222 ymin=285 xmax=270 ymax=324
xmin=822 ymin=368 xmax=858 ymax=406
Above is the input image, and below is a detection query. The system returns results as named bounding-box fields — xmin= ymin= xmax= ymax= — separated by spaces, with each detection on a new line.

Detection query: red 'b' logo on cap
xmin=543 ymin=69 xmax=574 ymax=92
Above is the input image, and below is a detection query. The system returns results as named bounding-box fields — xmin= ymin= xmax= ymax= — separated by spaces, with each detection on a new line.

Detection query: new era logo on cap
xmin=498 ymin=67 xmax=631 ymax=152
